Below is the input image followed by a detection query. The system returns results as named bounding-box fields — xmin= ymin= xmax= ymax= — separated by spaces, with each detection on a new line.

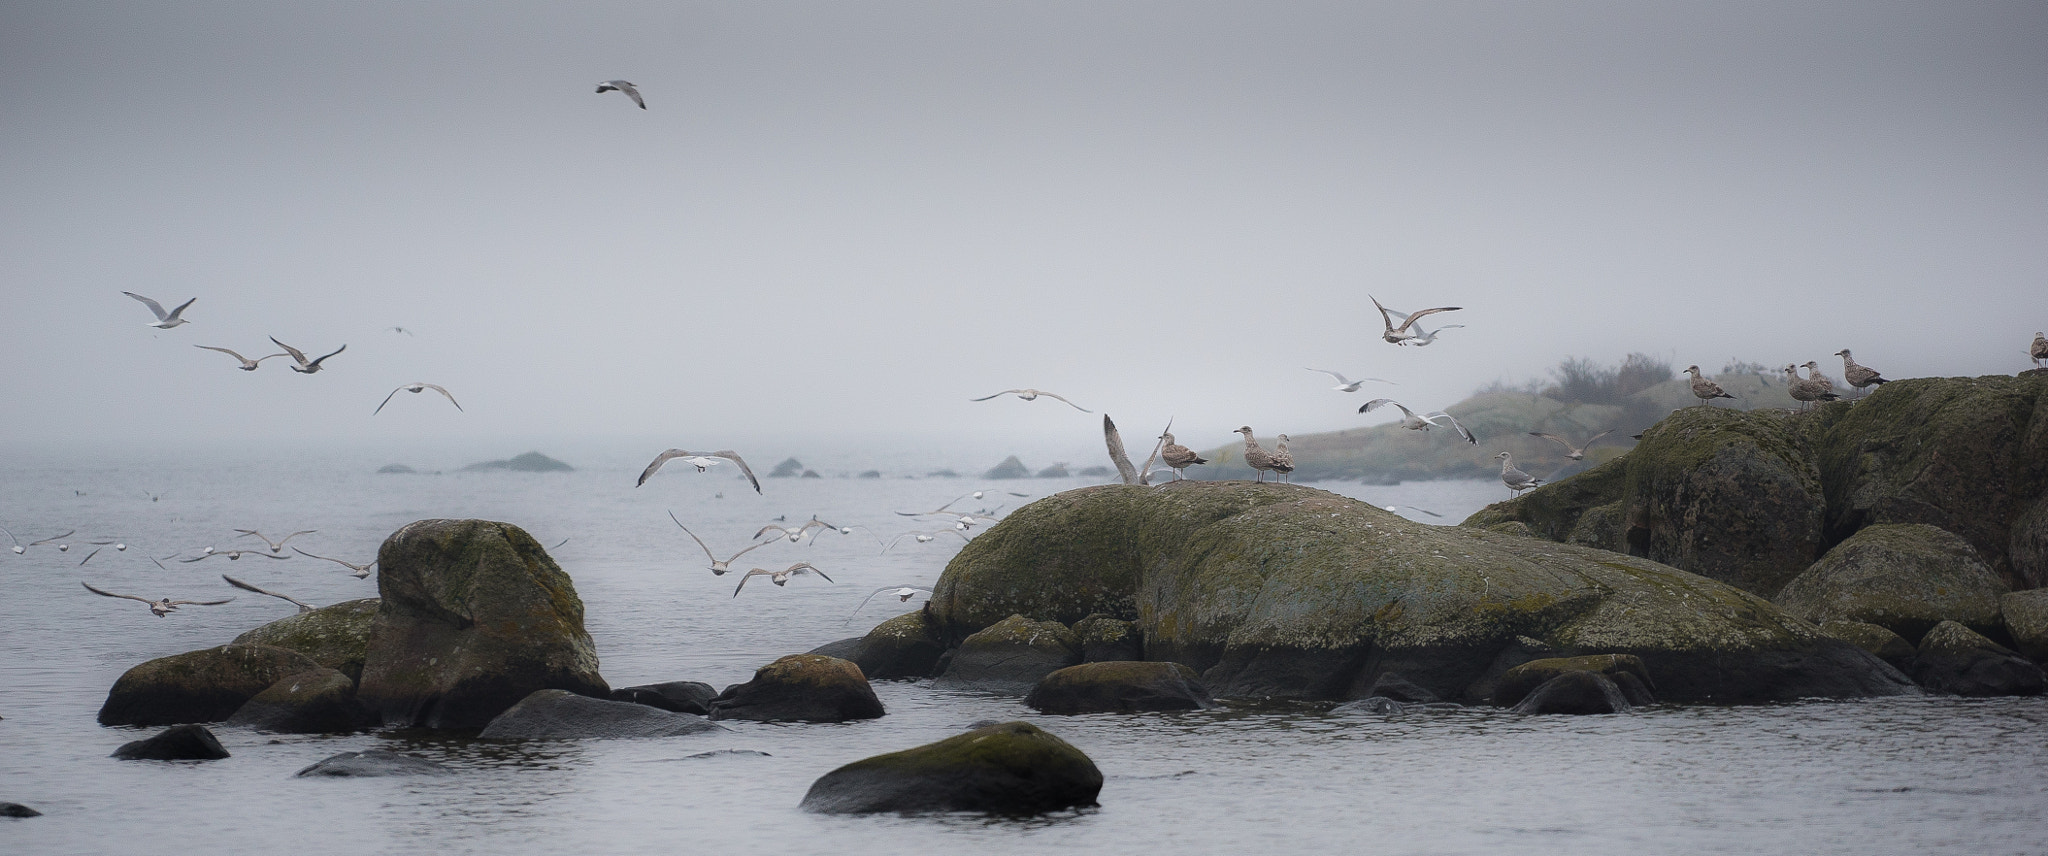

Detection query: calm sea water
xmin=3 ymin=454 xmax=2044 ymax=856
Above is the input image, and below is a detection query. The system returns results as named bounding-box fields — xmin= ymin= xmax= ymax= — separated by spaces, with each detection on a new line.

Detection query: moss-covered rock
xmin=799 ymin=721 xmax=1102 ymax=814
xmin=1025 ymin=661 xmax=1215 ymax=714
xmin=2007 ymin=496 xmax=2048 ymax=590
xmin=2001 ymin=589 xmax=2048 ymax=663
xmin=225 ymin=667 xmax=378 ymax=733
xmin=231 ymin=598 xmax=378 ymax=681
xmin=933 ymin=615 xmax=1080 ymax=693
xmin=707 ymin=654 xmax=884 ymax=722
xmin=356 ymin=519 xmax=607 ymax=730
xmin=609 ymin=681 xmax=717 ymax=715
xmin=1465 ymin=455 xmax=1631 ymax=547
xmin=1773 ymin=524 xmax=2008 ymax=640
xmin=1493 ymin=654 xmax=1654 ymax=708
xmin=936 ymin=482 xmax=1911 ymax=704
xmin=98 ymin=644 xmax=322 ymax=727
xmin=1818 ymin=620 xmax=1916 ymax=669
xmin=812 ymin=608 xmax=948 ymax=679
xmin=1908 ymin=620 xmax=2046 ymax=697
xmin=1072 ymin=614 xmax=1142 ymax=662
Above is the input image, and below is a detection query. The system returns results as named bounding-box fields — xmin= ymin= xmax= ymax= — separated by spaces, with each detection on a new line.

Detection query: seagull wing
xmin=619 ymin=82 xmax=645 ymax=108
xmin=733 ymin=568 xmax=773 ymax=597
xmin=1306 ymin=368 xmax=1353 ymax=384
xmin=1037 ymin=391 xmax=1091 ymax=412
xmin=636 ymin=449 xmax=691 ymax=486
xmin=124 ymin=291 xmax=170 ymax=320
xmin=31 ymin=530 xmax=76 ymax=545
xmin=1370 ymin=295 xmax=1397 ymax=333
xmin=222 ymin=575 xmax=312 ymax=611
xmin=421 ymin=384 xmax=463 ymax=411
xmin=291 ymin=547 xmax=368 ymax=571
xmin=166 ymin=597 xmax=235 ymax=607
xmin=1358 ymin=398 xmax=1403 ymax=416
xmin=1426 ymin=411 xmax=1477 ymax=444
xmin=0 ymin=525 xmax=17 ymax=548
xmin=787 ymin=562 xmax=833 ymax=583
xmin=726 ymin=536 xmax=774 ymax=562
xmin=82 ymin=582 xmax=154 ymax=604
xmin=195 ymin=345 xmax=251 ymax=363
xmin=78 ymin=547 xmax=102 ymax=565
xmin=667 ymin=512 xmax=717 ymax=562
xmin=164 ymin=297 xmax=197 ymax=321
xmin=1529 ymin=432 xmax=1576 ymax=452
xmin=1583 ymin=429 xmax=1614 ymax=448
xmin=278 ymin=530 xmax=317 ymax=547
xmin=1395 ymin=306 xmax=1463 ymax=332
xmin=306 ymin=344 xmax=346 ymax=368
xmin=269 ymin=337 xmax=309 ymax=364
xmin=970 ymin=390 xmax=1028 ymax=402
xmin=707 ymin=451 xmax=761 ymax=494
xmin=374 ymin=386 xmax=405 ymax=414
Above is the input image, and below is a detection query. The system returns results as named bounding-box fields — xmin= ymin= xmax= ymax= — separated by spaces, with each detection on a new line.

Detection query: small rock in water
xmin=1510 ymin=671 xmax=1633 ymax=715
xmin=479 ymin=689 xmax=728 ymax=739
xmin=708 ymin=655 xmax=884 ymax=723
xmin=0 ymin=802 xmax=42 ymax=818
xmin=801 ymin=721 xmax=1102 ymax=815
xmin=610 ymin=681 xmax=718 ymax=715
xmin=112 ymin=724 xmax=231 ymax=760
xmin=295 ymin=749 xmax=453 ymax=778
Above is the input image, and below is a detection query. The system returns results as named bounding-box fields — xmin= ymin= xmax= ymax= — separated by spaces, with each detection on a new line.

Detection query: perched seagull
xmin=1157 ymin=430 xmax=1207 ymax=481
xmin=668 ymin=513 xmax=772 ymax=576
xmin=82 ymin=582 xmax=232 ymax=617
xmin=1304 ymin=368 xmax=1393 ymax=393
xmin=1233 ymin=427 xmax=1280 ymax=482
xmin=180 ymin=548 xmax=290 ymax=562
xmin=885 ymin=529 xmax=969 ymax=551
xmin=235 ymin=529 xmax=317 ymax=553
xmin=1370 ymin=296 xmax=1462 ymax=345
xmin=194 ymin=345 xmax=287 ymax=371
xmin=1833 ymin=350 xmax=1889 ymax=396
xmin=596 ymin=79 xmax=646 ymax=109
xmin=637 ymin=449 xmax=762 ymax=494
xmin=270 ymin=337 xmax=346 ymax=374
xmin=1378 ymin=306 xmax=1467 ymax=346
xmin=0 ymin=525 xmax=21 ymax=554
xmin=2033 ymin=332 xmax=2048 ymax=369
xmin=846 ymin=586 xmax=934 ymax=624
xmin=1784 ymin=364 xmax=1839 ymax=410
xmin=970 ymin=389 xmax=1092 ymax=412
xmin=292 ymin=547 xmax=375 ymax=579
xmin=1528 ymin=429 xmax=1615 ymax=461
xmin=1801 ymin=361 xmax=1839 ymax=395
xmin=375 ymin=382 xmax=463 ymax=415
xmin=1683 ymin=366 xmax=1736 ymax=405
xmin=1497 ymin=452 xmax=1541 ymax=495
xmin=1270 ymin=434 xmax=1297 ymax=484
xmin=732 ymin=562 xmax=834 ymax=597
xmin=1357 ymin=399 xmax=1477 ymax=444
xmin=123 ymin=292 xmax=196 ymax=329
xmin=223 ymin=574 xmax=314 ymax=613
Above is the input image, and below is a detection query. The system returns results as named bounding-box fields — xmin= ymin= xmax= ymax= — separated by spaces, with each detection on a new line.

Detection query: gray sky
xmin=3 ymin=1 xmax=2043 ymax=469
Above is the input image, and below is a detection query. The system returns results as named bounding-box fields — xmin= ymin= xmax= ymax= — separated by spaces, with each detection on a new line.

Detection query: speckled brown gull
xmin=1683 ymin=366 xmax=1736 ymax=405
xmin=1801 ymin=361 xmax=1838 ymax=395
xmin=2033 ymin=332 xmax=2048 ymax=368
xmin=1370 ymin=296 xmax=1461 ymax=345
xmin=1378 ymin=306 xmax=1466 ymax=346
xmin=1233 ymin=426 xmax=1279 ymax=482
xmin=270 ymin=337 xmax=346 ymax=374
xmin=1270 ymin=434 xmax=1296 ymax=483
xmin=1833 ymin=350 xmax=1889 ymax=395
xmin=1783 ymin=364 xmax=1839 ymax=409
xmin=1158 ymin=430 xmax=1207 ymax=481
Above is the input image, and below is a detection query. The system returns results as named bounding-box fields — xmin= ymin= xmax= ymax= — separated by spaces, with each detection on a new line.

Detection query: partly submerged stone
xmin=1908 ymin=621 xmax=2046 ymax=697
xmin=99 ymin=644 xmax=322 ymax=727
xmin=295 ymin=748 xmax=453 ymax=777
xmin=1773 ymin=524 xmax=2008 ymax=641
xmin=1510 ymin=670 xmax=1633 ymax=715
xmin=356 ymin=519 xmax=608 ymax=729
xmin=0 ymin=802 xmax=41 ymax=818
xmin=2002 ymin=589 xmax=2048 ymax=663
xmin=934 ymin=615 xmax=1080 ymax=694
xmin=225 ymin=667 xmax=378 ymax=734
xmin=707 ymin=655 xmax=884 ymax=723
xmin=231 ymin=598 xmax=379 ymax=682
xmin=1817 ymin=620 xmax=1916 ymax=669
xmin=799 ymin=721 xmax=1102 ymax=815
xmin=811 ymin=608 xmax=948 ymax=680
xmin=1492 ymin=655 xmax=1654 ymax=708
xmin=478 ymin=689 xmax=726 ymax=739
xmin=610 ymin=681 xmax=718 ymax=715
xmin=1025 ymin=661 xmax=1215 ymax=714
xmin=112 ymin=724 xmax=230 ymax=761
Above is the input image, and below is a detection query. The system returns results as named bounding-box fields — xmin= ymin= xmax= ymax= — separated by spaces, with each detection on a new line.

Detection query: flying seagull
xmin=732 ymin=562 xmax=834 ymax=597
xmin=1357 ymin=399 xmax=1477 ymax=444
xmin=222 ymin=574 xmax=314 ymax=613
xmin=0 ymin=525 xmax=20 ymax=554
xmin=29 ymin=530 xmax=75 ymax=552
xmin=1528 ymin=429 xmax=1615 ymax=461
xmin=1370 ymin=296 xmax=1461 ymax=345
xmin=669 ymin=512 xmax=773 ymax=576
xmin=970 ymin=389 xmax=1092 ymax=412
xmin=596 ymin=80 xmax=646 ymax=109
xmin=637 ymin=449 xmax=762 ymax=493
xmin=292 ymin=547 xmax=375 ymax=579
xmin=123 ymin=292 xmax=196 ymax=329
xmin=1379 ymin=504 xmax=1444 ymax=519
xmin=1304 ymin=368 xmax=1394 ymax=393
xmin=235 ymin=529 xmax=317 ymax=553
xmin=1378 ymin=306 xmax=1467 ymax=346
xmin=82 ymin=582 xmax=232 ymax=617
xmin=180 ymin=548 xmax=290 ymax=562
xmin=270 ymin=337 xmax=346 ymax=374
xmin=194 ymin=345 xmax=287 ymax=371
xmin=375 ymin=382 xmax=463 ymax=415
xmin=845 ymin=585 xmax=934 ymax=624
xmin=885 ymin=529 xmax=970 ymax=551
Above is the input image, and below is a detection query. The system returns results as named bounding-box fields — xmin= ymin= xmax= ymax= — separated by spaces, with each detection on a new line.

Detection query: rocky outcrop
xmin=1025 ymin=662 xmax=1215 ymax=714
xmin=1072 ymin=615 xmax=1142 ymax=662
xmin=2002 ymin=590 xmax=2048 ymax=662
xmin=610 ymin=681 xmax=717 ymax=715
xmin=1908 ymin=621 xmax=2046 ymax=697
xmin=984 ymin=456 xmax=1030 ymax=480
xmin=459 ymin=452 xmax=573 ymax=472
xmin=706 ymin=655 xmax=884 ymax=723
xmin=98 ymin=644 xmax=322 ymax=727
xmin=295 ymin=749 xmax=453 ymax=777
xmin=356 ymin=520 xmax=607 ymax=730
xmin=225 ymin=668 xmax=378 ymax=733
xmin=799 ymin=721 xmax=1102 ymax=814
xmin=111 ymin=724 xmax=230 ymax=761
xmin=231 ymin=599 xmax=379 ymax=681
xmin=933 ymin=615 xmax=1080 ymax=693
xmin=810 ymin=609 xmax=948 ymax=679
xmin=1510 ymin=670 xmax=1633 ymax=715
xmin=1492 ymin=655 xmax=1654 ymax=708
xmin=1818 ymin=620 xmax=1916 ymax=669
xmin=1773 ymin=524 xmax=2008 ymax=640
xmin=477 ymin=689 xmax=726 ymax=739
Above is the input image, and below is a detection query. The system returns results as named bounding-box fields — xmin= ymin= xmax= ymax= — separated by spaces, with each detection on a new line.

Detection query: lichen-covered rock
xmin=231 ymin=598 xmax=379 ymax=681
xmin=98 ymin=644 xmax=322 ymax=727
xmin=707 ymin=655 xmax=883 ymax=723
xmin=1493 ymin=655 xmax=1655 ymax=708
xmin=935 ymin=482 xmax=1911 ymax=704
xmin=799 ymin=721 xmax=1102 ymax=814
xmin=1072 ymin=614 xmax=1142 ymax=662
xmin=356 ymin=520 xmax=608 ymax=730
xmin=934 ymin=615 xmax=1080 ymax=694
xmin=811 ymin=608 xmax=948 ymax=679
xmin=1025 ymin=661 xmax=1216 ymax=714
xmin=477 ymin=689 xmax=726 ymax=739
xmin=1773 ymin=524 xmax=2009 ymax=641
xmin=2010 ymin=497 xmax=2048 ymax=590
xmin=2001 ymin=589 xmax=2048 ymax=663
xmin=1466 ymin=455 xmax=1630 ymax=547
xmin=1908 ymin=620 xmax=2046 ymax=697
xmin=295 ymin=748 xmax=453 ymax=777
xmin=111 ymin=724 xmax=230 ymax=760
xmin=225 ymin=667 xmax=378 ymax=734
xmin=1510 ymin=670 xmax=1633 ymax=715
xmin=610 ymin=681 xmax=717 ymax=715
xmin=1818 ymin=620 xmax=1916 ymax=668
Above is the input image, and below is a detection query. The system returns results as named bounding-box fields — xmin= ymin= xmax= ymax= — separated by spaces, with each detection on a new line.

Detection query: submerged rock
xmin=1493 ymin=655 xmax=1655 ymax=708
xmin=610 ymin=681 xmax=718 ymax=715
xmin=1908 ymin=621 xmax=2046 ymax=697
xmin=934 ymin=615 xmax=1080 ymax=694
xmin=478 ymin=689 xmax=726 ymax=739
xmin=295 ymin=748 xmax=453 ymax=777
xmin=99 ymin=644 xmax=322 ymax=727
xmin=112 ymin=724 xmax=230 ymax=761
xmin=1025 ymin=661 xmax=1215 ymax=714
xmin=1817 ymin=620 xmax=1917 ymax=669
xmin=707 ymin=655 xmax=884 ymax=723
xmin=800 ymin=721 xmax=1102 ymax=815
xmin=0 ymin=802 xmax=41 ymax=818
xmin=226 ymin=667 xmax=378 ymax=734
xmin=1511 ymin=670 xmax=1633 ymax=715
xmin=1773 ymin=524 xmax=2008 ymax=641
xmin=376 ymin=464 xmax=418 ymax=474
xmin=231 ymin=598 xmax=379 ymax=682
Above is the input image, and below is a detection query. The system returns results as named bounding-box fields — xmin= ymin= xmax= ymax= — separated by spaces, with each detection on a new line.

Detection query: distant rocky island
xmin=458 ymin=452 xmax=573 ymax=473
xmin=376 ymin=464 xmax=418 ymax=474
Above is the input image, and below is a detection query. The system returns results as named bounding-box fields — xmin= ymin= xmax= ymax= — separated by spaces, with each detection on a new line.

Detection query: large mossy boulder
xmin=1025 ymin=661 xmax=1215 ymax=714
xmin=2001 ymin=590 xmax=2048 ymax=663
xmin=225 ymin=667 xmax=378 ymax=733
xmin=1773 ymin=524 xmax=2008 ymax=640
xmin=477 ymin=689 xmax=726 ymax=739
xmin=934 ymin=615 xmax=1081 ymax=693
xmin=811 ymin=608 xmax=949 ymax=679
xmin=231 ymin=598 xmax=379 ymax=681
xmin=799 ymin=721 xmax=1102 ymax=815
xmin=707 ymin=655 xmax=884 ymax=723
xmin=356 ymin=519 xmax=608 ymax=730
xmin=1908 ymin=621 xmax=2046 ymax=697
xmin=934 ymin=482 xmax=1912 ymax=704
xmin=99 ymin=644 xmax=322 ymax=727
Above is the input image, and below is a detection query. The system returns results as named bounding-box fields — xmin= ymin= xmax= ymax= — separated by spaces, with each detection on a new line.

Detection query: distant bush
xmin=1541 ymin=353 xmax=1673 ymax=406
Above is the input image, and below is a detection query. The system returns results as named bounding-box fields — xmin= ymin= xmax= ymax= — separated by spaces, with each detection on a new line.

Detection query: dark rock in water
xmin=1997 ymin=590 xmax=2048 ymax=663
xmin=926 ymin=469 xmax=960 ymax=479
xmin=1908 ymin=621 xmax=2046 ymax=697
xmin=478 ymin=689 xmax=727 ymax=738
xmin=1494 ymin=655 xmax=1656 ymax=708
xmin=295 ymin=748 xmax=453 ymax=777
xmin=1460 ymin=635 xmax=1561 ymax=704
xmin=935 ymin=614 xmax=1080 ymax=694
xmin=1035 ymin=463 xmax=1071 ymax=478
xmin=1025 ymin=661 xmax=1215 ymax=714
xmin=801 ymin=469 xmax=821 ymax=478
xmin=813 ymin=609 xmax=949 ymax=679
xmin=768 ymin=457 xmax=804 ymax=477
xmin=610 ymin=681 xmax=718 ymax=715
xmin=708 ymin=655 xmax=884 ymax=723
xmin=800 ymin=721 xmax=1102 ymax=815
xmin=226 ymin=667 xmax=378 ymax=733
xmin=113 ymin=724 xmax=230 ymax=760
xmin=356 ymin=519 xmax=608 ymax=729
xmin=1330 ymin=696 xmax=1463 ymax=715
xmin=1818 ymin=620 xmax=1917 ymax=669
xmin=232 ymin=598 xmax=380 ymax=682
xmin=1360 ymin=672 xmax=1439 ymax=703
xmin=459 ymin=452 xmax=573 ymax=472
xmin=0 ymin=802 xmax=43 ymax=818
xmin=1511 ymin=671 xmax=1633 ymax=715
xmin=1072 ymin=615 xmax=1142 ymax=663
xmin=1774 ymin=524 xmax=2008 ymax=641
xmin=858 ymin=470 xmax=882 ymax=479
xmin=99 ymin=644 xmax=322 ymax=727
xmin=984 ymin=456 xmax=1030 ymax=480
xmin=376 ymin=464 xmax=418 ymax=474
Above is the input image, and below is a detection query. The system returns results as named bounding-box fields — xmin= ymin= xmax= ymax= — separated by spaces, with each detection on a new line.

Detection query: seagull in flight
xmin=82 ymin=582 xmax=232 ymax=617
xmin=846 ymin=586 xmax=934 ymax=624
xmin=637 ymin=449 xmax=762 ymax=494
xmin=1 ymin=525 xmax=22 ymax=554
xmin=754 ymin=516 xmax=839 ymax=543
xmin=732 ymin=562 xmax=834 ymax=597
xmin=1370 ymin=296 xmax=1462 ymax=345
xmin=180 ymin=548 xmax=290 ymax=563
xmin=1528 ymin=429 xmax=1614 ymax=461
xmin=1304 ymin=368 xmax=1394 ymax=393
xmin=124 ymin=292 xmax=196 ymax=329
xmin=596 ymin=80 xmax=646 ymax=109
xmin=1378 ymin=306 xmax=1467 ymax=346
xmin=292 ymin=547 xmax=376 ymax=579
xmin=270 ymin=337 xmax=346 ymax=373
xmin=235 ymin=529 xmax=316 ymax=553
xmin=885 ymin=529 xmax=970 ymax=551
xmin=375 ymin=382 xmax=463 ymax=415
xmin=29 ymin=530 xmax=75 ymax=552
xmin=668 ymin=513 xmax=775 ymax=576
xmin=1358 ymin=398 xmax=1477 ymax=444
xmin=223 ymin=575 xmax=315 ymax=613
xmin=194 ymin=345 xmax=288 ymax=371
xmin=970 ymin=389 xmax=1092 ymax=412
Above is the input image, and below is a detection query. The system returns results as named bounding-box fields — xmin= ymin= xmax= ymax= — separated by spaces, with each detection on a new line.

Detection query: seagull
xmin=1377 ymin=306 xmax=1467 ymax=346
xmin=1270 ymin=434 xmax=1297 ymax=483
xmin=636 ymin=449 xmax=762 ymax=493
xmin=892 ymin=508 xmax=995 ymax=531
xmin=81 ymin=582 xmax=232 ymax=617
xmin=1497 ymin=452 xmax=1541 ymax=495
xmin=180 ymin=548 xmax=290 ymax=562
xmin=732 ymin=562 xmax=834 ymax=597
xmin=1233 ymin=427 xmax=1280 ymax=482
xmin=143 ymin=490 xmax=165 ymax=502
xmin=1528 ymin=429 xmax=1614 ymax=461
xmin=845 ymin=586 xmax=934 ymax=624
xmin=29 ymin=530 xmax=75 ymax=552
xmin=1801 ymin=361 xmax=1839 ymax=395
xmin=1357 ymin=399 xmax=1477 ymax=444
xmin=386 ymin=326 xmax=415 ymax=336
xmin=375 ymin=382 xmax=463 ymax=415
xmin=754 ymin=517 xmax=837 ymax=543
xmin=0 ymin=525 xmax=20 ymax=554
xmin=970 ymin=389 xmax=1091 ymax=412
xmin=596 ymin=79 xmax=646 ymax=109
xmin=1683 ymin=365 xmax=1736 ymax=405
xmin=1304 ymin=368 xmax=1393 ymax=393
xmin=123 ymin=292 xmax=196 ymax=329
xmin=194 ymin=345 xmax=287 ymax=371
xmin=1784 ymin=364 xmax=1839 ymax=410
xmin=885 ymin=529 xmax=970 ymax=551
xmin=2033 ymin=332 xmax=2048 ymax=368
xmin=667 ymin=513 xmax=773 ymax=575
xmin=222 ymin=574 xmax=314 ymax=613
xmin=235 ymin=529 xmax=317 ymax=553
xmin=291 ymin=547 xmax=376 ymax=579
xmin=270 ymin=337 xmax=346 ymax=374
xmin=1833 ymin=350 xmax=1888 ymax=396
xmin=1370 ymin=296 xmax=1462 ymax=345
xmin=1157 ymin=430 xmax=1207 ymax=481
